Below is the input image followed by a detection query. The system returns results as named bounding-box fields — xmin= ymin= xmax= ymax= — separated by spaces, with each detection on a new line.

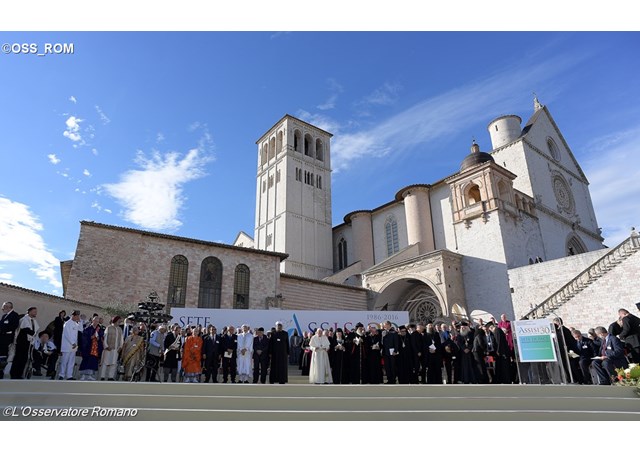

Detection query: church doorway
xmin=374 ymin=278 xmax=444 ymax=324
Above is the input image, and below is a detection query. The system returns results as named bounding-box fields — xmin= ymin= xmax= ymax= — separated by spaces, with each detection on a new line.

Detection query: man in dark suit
xmin=252 ymin=327 xmax=270 ymax=383
xmin=381 ymin=321 xmax=399 ymax=384
xmin=592 ymin=325 xmax=628 ymax=385
xmin=0 ymin=302 xmax=20 ymax=379
xmin=571 ymin=329 xmax=596 ymax=384
xmin=202 ymin=325 xmax=221 ymax=383
xmin=618 ymin=308 xmax=640 ymax=363
xmin=221 ymin=325 xmax=238 ymax=383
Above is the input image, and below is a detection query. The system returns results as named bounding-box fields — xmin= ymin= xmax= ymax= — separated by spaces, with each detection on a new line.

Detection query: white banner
xmin=170 ymin=308 xmax=409 ymax=336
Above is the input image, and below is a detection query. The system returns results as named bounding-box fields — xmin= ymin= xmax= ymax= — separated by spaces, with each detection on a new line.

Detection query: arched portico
xmin=374 ymin=277 xmax=446 ymax=324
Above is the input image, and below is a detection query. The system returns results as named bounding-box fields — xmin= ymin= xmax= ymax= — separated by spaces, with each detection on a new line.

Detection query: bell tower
xmin=254 ymin=114 xmax=334 ymax=279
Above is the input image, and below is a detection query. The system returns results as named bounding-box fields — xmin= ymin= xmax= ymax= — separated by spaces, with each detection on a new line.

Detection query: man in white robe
xmin=309 ymin=328 xmax=333 ymax=384
xmin=58 ymin=311 xmax=82 ymax=380
xmin=99 ymin=316 xmax=123 ymax=381
xmin=236 ymin=324 xmax=254 ymax=383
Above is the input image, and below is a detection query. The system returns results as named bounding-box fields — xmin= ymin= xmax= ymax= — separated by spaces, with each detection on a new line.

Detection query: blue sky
xmin=1 ymin=32 xmax=639 ymax=296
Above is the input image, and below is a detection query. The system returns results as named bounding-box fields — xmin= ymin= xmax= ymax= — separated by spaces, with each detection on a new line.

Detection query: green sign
xmin=513 ymin=320 xmax=557 ymax=363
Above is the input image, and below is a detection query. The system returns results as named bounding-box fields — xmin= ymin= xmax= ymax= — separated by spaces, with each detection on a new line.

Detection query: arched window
xmin=316 ymin=139 xmax=324 ymax=161
xmin=338 ymin=238 xmax=348 ymax=270
xmin=566 ymin=234 xmax=587 ymax=256
xmin=260 ymin=145 xmax=267 ymax=166
xmin=385 ymin=216 xmax=399 ymax=256
xmin=467 ymin=184 xmax=481 ymax=205
xmin=304 ymin=134 xmax=313 ymax=157
xmin=497 ymin=180 xmax=509 ymax=202
xmin=294 ymin=130 xmax=302 ymax=152
xmin=198 ymin=257 xmax=222 ymax=308
xmin=276 ymin=131 xmax=283 ymax=154
xmin=547 ymin=137 xmax=560 ymax=161
xmin=233 ymin=264 xmax=250 ymax=309
xmin=167 ymin=255 xmax=188 ymax=307
xmin=268 ymin=137 xmax=276 ymax=160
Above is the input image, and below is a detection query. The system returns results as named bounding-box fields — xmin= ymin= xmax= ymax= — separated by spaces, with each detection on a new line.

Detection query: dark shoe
xmin=108 ymin=378 xmax=115 ymax=381
xmin=67 ymin=378 xmax=76 ymax=380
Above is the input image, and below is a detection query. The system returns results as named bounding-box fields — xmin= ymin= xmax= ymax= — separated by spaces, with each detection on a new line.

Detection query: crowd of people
xmin=1 ymin=300 xmax=638 ymax=386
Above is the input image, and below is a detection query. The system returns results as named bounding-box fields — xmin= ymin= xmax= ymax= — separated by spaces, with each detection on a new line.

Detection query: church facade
xmin=50 ymin=97 xmax=610 ymax=327
xmin=244 ymin=98 xmax=604 ymax=324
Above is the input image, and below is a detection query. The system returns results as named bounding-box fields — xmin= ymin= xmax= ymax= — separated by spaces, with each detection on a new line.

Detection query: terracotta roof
xmin=80 ymin=221 xmax=288 ymax=261
xmin=280 ymin=273 xmax=369 ymax=292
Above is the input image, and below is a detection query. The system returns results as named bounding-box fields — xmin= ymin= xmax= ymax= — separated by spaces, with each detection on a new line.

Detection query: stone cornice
xmin=534 ymin=203 xmax=604 ymax=242
xmin=522 ymin=139 xmax=589 ymax=185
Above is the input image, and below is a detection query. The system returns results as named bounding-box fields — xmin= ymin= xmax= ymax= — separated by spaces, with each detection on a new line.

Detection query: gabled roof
xmin=499 ymin=104 xmax=588 ymax=182
xmin=80 ymin=221 xmax=288 ymax=260
xmin=232 ymin=230 xmax=254 ymax=245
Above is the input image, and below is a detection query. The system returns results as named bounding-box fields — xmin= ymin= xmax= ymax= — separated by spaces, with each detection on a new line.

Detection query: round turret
xmin=487 ymin=115 xmax=522 ymax=149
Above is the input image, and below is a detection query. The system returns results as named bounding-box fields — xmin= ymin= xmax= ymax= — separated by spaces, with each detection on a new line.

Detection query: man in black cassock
xmin=424 ymin=323 xmax=443 ymax=384
xmin=347 ymin=323 xmax=366 ymax=384
xmin=409 ymin=323 xmax=424 ymax=384
xmin=396 ymin=325 xmax=413 ymax=384
xmin=269 ymin=321 xmax=289 ymax=384
xmin=365 ymin=325 xmax=383 ymax=384
xmin=487 ymin=322 xmax=511 ymax=384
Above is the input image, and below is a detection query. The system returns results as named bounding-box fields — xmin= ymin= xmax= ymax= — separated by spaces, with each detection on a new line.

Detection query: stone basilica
xmin=241 ymin=97 xmax=606 ymax=325
xmin=7 ymin=97 xmax=638 ymax=332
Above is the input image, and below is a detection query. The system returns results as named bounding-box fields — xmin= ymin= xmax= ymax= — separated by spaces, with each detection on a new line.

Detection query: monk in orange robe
xmin=182 ymin=326 xmax=203 ymax=383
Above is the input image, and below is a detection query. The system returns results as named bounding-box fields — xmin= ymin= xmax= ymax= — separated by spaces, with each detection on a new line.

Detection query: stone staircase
xmin=523 ymin=236 xmax=640 ymax=320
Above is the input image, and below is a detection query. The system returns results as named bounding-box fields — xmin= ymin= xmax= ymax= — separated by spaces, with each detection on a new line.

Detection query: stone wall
xmin=509 ymin=248 xmax=608 ymax=318
xmin=65 ymin=222 xmax=284 ymax=310
xmin=555 ymin=248 xmax=640 ymax=332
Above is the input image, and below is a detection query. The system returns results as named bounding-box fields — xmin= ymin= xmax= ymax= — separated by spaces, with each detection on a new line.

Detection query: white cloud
xmin=329 ymin=53 xmax=589 ymax=172
xmin=0 ymin=197 xmax=62 ymax=289
xmin=47 ymin=153 xmax=61 ymax=165
xmin=104 ymin=208 xmax=112 ymax=214
xmin=92 ymin=148 xmax=99 ymax=156
xmin=582 ymin=125 xmax=640 ymax=248
xmin=359 ymin=82 xmax=402 ymax=107
xmin=103 ymin=148 xmax=212 ymax=230
xmin=317 ymin=78 xmax=344 ymax=111
xmin=83 ymin=169 xmax=91 ymax=177
xmin=95 ymin=105 xmax=111 ymax=125
xmin=69 ymin=96 xmax=77 ymax=104
xmin=156 ymin=132 xmax=165 ymax=143
xmin=63 ymin=116 xmax=84 ymax=143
